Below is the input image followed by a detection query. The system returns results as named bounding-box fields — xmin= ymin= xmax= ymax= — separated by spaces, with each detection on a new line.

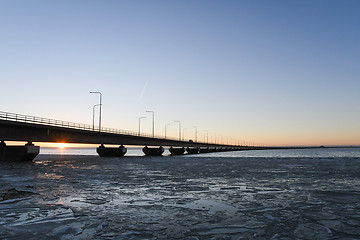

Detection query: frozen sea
xmin=1 ymin=148 xmax=360 ymax=239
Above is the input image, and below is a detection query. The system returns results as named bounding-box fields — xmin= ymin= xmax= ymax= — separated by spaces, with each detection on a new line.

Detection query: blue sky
xmin=1 ymin=0 xmax=359 ymax=146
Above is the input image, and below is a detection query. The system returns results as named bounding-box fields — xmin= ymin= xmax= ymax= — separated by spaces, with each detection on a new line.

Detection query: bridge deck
xmin=0 ymin=111 xmax=243 ymax=148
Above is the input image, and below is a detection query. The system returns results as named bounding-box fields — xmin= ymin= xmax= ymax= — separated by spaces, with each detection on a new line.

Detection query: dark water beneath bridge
xmin=1 ymin=148 xmax=360 ymax=239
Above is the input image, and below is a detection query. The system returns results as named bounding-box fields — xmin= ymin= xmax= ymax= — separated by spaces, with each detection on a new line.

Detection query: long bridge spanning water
xmin=0 ymin=111 xmax=301 ymax=161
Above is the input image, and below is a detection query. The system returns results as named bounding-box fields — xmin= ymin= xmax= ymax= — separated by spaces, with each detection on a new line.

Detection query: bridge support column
xmin=169 ymin=147 xmax=185 ymax=155
xmin=0 ymin=141 xmax=40 ymax=161
xmin=209 ymin=147 xmax=218 ymax=152
xmin=199 ymin=147 xmax=210 ymax=153
xmin=186 ymin=147 xmax=199 ymax=154
xmin=96 ymin=144 xmax=127 ymax=157
xmin=143 ymin=146 xmax=164 ymax=156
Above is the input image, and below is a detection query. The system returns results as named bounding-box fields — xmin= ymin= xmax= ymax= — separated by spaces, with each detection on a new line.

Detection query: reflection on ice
xmin=11 ymin=207 xmax=74 ymax=226
xmin=37 ymin=172 xmax=64 ymax=180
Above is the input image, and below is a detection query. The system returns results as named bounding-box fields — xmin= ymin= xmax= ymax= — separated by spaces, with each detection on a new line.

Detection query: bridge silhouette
xmin=0 ymin=111 xmax=299 ymax=161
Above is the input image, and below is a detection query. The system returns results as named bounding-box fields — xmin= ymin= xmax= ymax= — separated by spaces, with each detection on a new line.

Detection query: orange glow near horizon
xmin=57 ymin=143 xmax=66 ymax=149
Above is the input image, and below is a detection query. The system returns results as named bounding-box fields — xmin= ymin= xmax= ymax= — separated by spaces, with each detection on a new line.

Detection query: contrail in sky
xmin=140 ymin=80 xmax=149 ymax=99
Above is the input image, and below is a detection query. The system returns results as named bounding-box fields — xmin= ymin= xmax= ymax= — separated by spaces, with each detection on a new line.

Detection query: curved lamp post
xmin=92 ymin=104 xmax=101 ymax=131
xmin=204 ymin=130 xmax=208 ymax=144
xmin=192 ymin=126 xmax=197 ymax=142
xmin=90 ymin=91 xmax=102 ymax=132
xmin=146 ymin=110 xmax=154 ymax=137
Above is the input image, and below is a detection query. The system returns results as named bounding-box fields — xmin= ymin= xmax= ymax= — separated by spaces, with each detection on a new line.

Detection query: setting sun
xmin=58 ymin=143 xmax=66 ymax=149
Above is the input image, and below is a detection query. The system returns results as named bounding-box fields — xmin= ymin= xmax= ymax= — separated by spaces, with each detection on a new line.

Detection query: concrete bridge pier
xmin=186 ymin=147 xmax=199 ymax=154
xmin=169 ymin=147 xmax=185 ymax=155
xmin=143 ymin=146 xmax=164 ymax=156
xmin=199 ymin=147 xmax=210 ymax=153
xmin=0 ymin=141 xmax=39 ymax=161
xmin=96 ymin=144 xmax=127 ymax=157
xmin=209 ymin=147 xmax=218 ymax=152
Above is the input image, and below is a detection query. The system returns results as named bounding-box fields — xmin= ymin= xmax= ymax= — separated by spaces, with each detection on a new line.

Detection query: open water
xmin=1 ymin=148 xmax=360 ymax=239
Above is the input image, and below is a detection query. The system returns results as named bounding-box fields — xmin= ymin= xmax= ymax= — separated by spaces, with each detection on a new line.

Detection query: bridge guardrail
xmin=0 ymin=111 xmax=181 ymax=141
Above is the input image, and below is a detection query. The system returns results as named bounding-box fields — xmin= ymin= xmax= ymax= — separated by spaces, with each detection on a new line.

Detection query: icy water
xmin=1 ymin=148 xmax=360 ymax=239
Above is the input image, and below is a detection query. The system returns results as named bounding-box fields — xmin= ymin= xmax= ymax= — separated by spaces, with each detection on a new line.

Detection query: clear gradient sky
xmin=1 ymin=0 xmax=359 ymax=146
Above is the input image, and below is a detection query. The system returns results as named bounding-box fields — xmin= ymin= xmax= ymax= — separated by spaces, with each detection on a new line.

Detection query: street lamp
xmin=174 ymin=120 xmax=181 ymax=141
xmin=92 ymin=104 xmax=101 ymax=131
xmin=146 ymin=110 xmax=154 ymax=137
xmin=192 ymin=126 xmax=197 ymax=142
xmin=90 ymin=91 xmax=102 ymax=132
xmin=138 ymin=116 xmax=146 ymax=135
xmin=204 ymin=130 xmax=208 ymax=144
xmin=165 ymin=123 xmax=170 ymax=139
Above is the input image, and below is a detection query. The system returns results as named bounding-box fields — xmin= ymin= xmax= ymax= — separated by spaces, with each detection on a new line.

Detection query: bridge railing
xmin=0 ymin=111 xmax=180 ymax=141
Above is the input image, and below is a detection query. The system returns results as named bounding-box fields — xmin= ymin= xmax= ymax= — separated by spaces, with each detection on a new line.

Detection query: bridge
xmin=0 ymin=111 xmax=292 ymax=161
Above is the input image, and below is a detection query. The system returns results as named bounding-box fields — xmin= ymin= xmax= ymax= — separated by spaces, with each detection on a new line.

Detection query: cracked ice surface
xmin=1 ymin=153 xmax=360 ymax=239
